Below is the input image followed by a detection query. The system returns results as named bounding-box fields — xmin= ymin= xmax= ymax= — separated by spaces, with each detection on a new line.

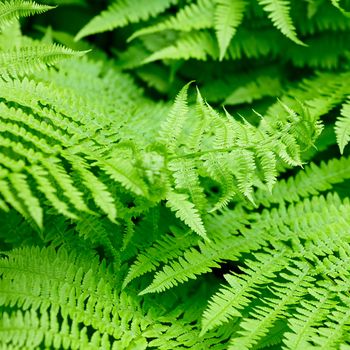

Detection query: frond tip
xmin=0 ymin=0 xmax=54 ymax=30
xmin=0 ymin=43 xmax=89 ymax=78
xmin=258 ymin=0 xmax=306 ymax=46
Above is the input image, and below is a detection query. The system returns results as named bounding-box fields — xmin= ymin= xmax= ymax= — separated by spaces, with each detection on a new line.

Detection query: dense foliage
xmin=1 ymin=0 xmax=350 ymax=349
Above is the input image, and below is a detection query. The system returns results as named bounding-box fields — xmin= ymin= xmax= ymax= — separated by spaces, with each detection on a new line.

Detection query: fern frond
xmin=283 ymin=288 xmax=337 ymax=350
xmin=169 ymin=158 xmax=207 ymax=212
xmin=336 ymin=99 xmax=350 ymax=154
xmin=0 ymin=308 xmax=110 ymax=350
xmin=75 ymin=0 xmax=177 ymax=40
xmin=143 ymin=31 xmax=218 ymax=63
xmin=95 ymin=156 xmax=149 ymax=197
xmin=310 ymin=304 xmax=350 ymax=350
xmin=0 ymin=0 xmax=54 ymax=30
xmin=214 ymin=0 xmax=246 ymax=60
xmin=140 ymin=230 xmax=263 ymax=295
xmin=129 ymin=0 xmax=214 ymax=41
xmin=157 ymin=81 xmax=191 ymax=153
xmin=63 ymin=152 xmax=117 ymax=222
xmin=8 ymin=172 xmax=43 ymax=228
xmin=257 ymin=0 xmax=305 ymax=45
xmin=201 ymin=250 xmax=290 ymax=335
xmin=254 ymin=156 xmax=350 ymax=207
xmin=0 ymin=43 xmax=88 ymax=78
xmin=123 ymin=228 xmax=198 ymax=288
xmin=228 ymin=263 xmax=313 ymax=350
xmin=331 ymin=0 xmax=350 ymax=16
xmin=165 ymin=190 xmax=207 ymax=240
xmin=224 ymin=75 xmax=283 ymax=105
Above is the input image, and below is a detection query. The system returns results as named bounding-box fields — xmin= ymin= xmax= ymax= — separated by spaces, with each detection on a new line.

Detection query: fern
xmin=3 ymin=1 xmax=350 ymax=349
xmin=214 ymin=0 xmax=246 ymax=60
xmin=257 ymin=0 xmax=305 ymax=45
xmin=0 ymin=43 xmax=87 ymax=78
xmin=75 ymin=0 xmax=178 ymax=41
xmin=0 ymin=0 xmax=53 ymax=29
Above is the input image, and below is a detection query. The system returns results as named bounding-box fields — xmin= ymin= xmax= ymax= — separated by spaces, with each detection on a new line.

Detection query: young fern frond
xmin=0 ymin=0 xmax=54 ymax=30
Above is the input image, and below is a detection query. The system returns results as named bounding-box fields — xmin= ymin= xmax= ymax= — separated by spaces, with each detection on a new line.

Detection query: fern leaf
xmin=123 ymin=229 xmax=198 ymax=288
xmin=335 ymin=99 xmax=350 ymax=154
xmin=331 ymin=0 xmax=350 ymax=16
xmin=0 ymin=43 xmax=88 ymax=78
xmin=0 ymin=0 xmax=54 ymax=30
xmin=310 ymin=304 xmax=350 ymax=350
xmin=224 ymin=75 xmax=283 ymax=105
xmin=8 ymin=172 xmax=43 ymax=228
xmin=139 ymin=243 xmax=220 ymax=295
xmin=166 ymin=190 xmax=207 ymax=240
xmin=283 ymin=288 xmax=337 ymax=350
xmin=157 ymin=82 xmax=191 ymax=153
xmin=40 ymin=157 xmax=90 ymax=214
xmin=169 ymin=158 xmax=207 ymax=212
xmin=0 ymin=177 xmax=28 ymax=220
xmin=254 ymin=156 xmax=350 ymax=207
xmin=96 ymin=157 xmax=148 ymax=197
xmin=228 ymin=264 xmax=313 ymax=350
xmin=63 ymin=152 xmax=117 ymax=222
xmin=140 ymin=231 xmax=262 ymax=295
xmin=214 ymin=0 xmax=246 ymax=60
xmin=30 ymin=164 xmax=78 ymax=219
xmin=129 ymin=0 xmax=214 ymax=41
xmin=143 ymin=31 xmax=218 ymax=63
xmin=75 ymin=0 xmax=177 ymax=40
xmin=258 ymin=0 xmax=305 ymax=45
xmin=201 ymin=250 xmax=289 ymax=335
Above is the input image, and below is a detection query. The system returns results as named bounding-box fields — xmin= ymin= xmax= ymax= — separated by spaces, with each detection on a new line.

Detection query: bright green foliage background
xmin=1 ymin=0 xmax=350 ymax=349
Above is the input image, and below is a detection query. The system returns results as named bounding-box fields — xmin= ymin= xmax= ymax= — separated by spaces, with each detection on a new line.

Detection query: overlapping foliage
xmin=1 ymin=0 xmax=350 ymax=349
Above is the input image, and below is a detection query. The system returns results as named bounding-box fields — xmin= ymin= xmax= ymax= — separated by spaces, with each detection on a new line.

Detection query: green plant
xmin=2 ymin=0 xmax=350 ymax=349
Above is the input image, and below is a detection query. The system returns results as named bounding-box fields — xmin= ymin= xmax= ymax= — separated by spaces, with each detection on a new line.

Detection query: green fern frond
xmin=336 ymin=99 xmax=350 ymax=154
xmin=310 ymin=304 xmax=350 ymax=350
xmin=157 ymin=81 xmax=191 ymax=153
xmin=201 ymin=250 xmax=290 ymax=335
xmin=139 ymin=229 xmax=263 ymax=295
xmin=0 ymin=0 xmax=54 ymax=30
xmin=75 ymin=0 xmax=177 ymax=40
xmin=129 ymin=0 xmax=215 ymax=41
xmin=166 ymin=190 xmax=207 ymax=240
xmin=169 ymin=158 xmax=207 ymax=212
xmin=224 ymin=75 xmax=283 ymax=105
xmin=214 ymin=0 xmax=246 ymax=60
xmin=283 ymin=288 xmax=337 ymax=350
xmin=143 ymin=31 xmax=218 ymax=63
xmin=228 ymin=263 xmax=313 ymax=350
xmin=258 ymin=0 xmax=305 ymax=46
xmin=123 ymin=228 xmax=198 ymax=288
xmin=0 ymin=43 xmax=88 ymax=78
xmin=254 ymin=156 xmax=350 ymax=207
xmin=0 ymin=308 xmax=110 ymax=350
